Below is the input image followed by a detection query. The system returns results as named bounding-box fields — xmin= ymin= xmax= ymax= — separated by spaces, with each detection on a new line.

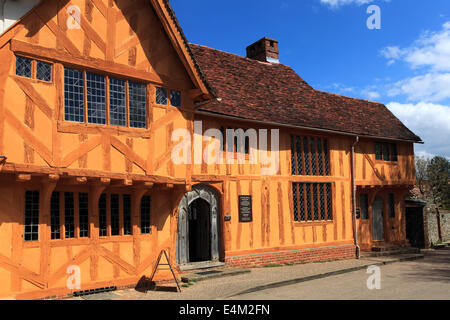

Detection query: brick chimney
xmin=246 ymin=37 xmax=279 ymax=63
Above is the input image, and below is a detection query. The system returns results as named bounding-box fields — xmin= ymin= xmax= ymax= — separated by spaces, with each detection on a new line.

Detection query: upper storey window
xmin=375 ymin=142 xmax=398 ymax=162
xmin=15 ymin=56 xmax=52 ymax=82
xmin=291 ymin=135 xmax=330 ymax=176
xmin=64 ymin=67 xmax=147 ymax=129
xmin=15 ymin=56 xmax=32 ymax=78
xmin=156 ymin=87 xmax=181 ymax=107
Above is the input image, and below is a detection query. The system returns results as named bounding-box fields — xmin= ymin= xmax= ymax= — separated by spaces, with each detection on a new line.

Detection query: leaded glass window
xmin=292 ymin=183 xmax=333 ymax=222
xmin=129 ymin=81 xmax=146 ymax=128
xmin=50 ymin=192 xmax=60 ymax=240
xmin=141 ymin=196 xmax=151 ymax=234
xmin=155 ymin=87 xmax=167 ymax=105
xmin=109 ymin=78 xmax=127 ymax=126
xmin=291 ymin=135 xmax=329 ymax=176
xmin=64 ymin=192 xmax=75 ymax=239
xmin=16 ymin=56 xmax=32 ymax=78
xmin=110 ymin=194 xmax=120 ymax=236
xmin=123 ymin=195 xmax=132 ymax=235
xmin=36 ymin=61 xmax=52 ymax=82
xmin=79 ymin=193 xmax=89 ymax=238
xmin=64 ymin=68 xmax=85 ymax=122
xmin=99 ymin=194 xmax=107 ymax=237
xmin=24 ymin=190 xmax=39 ymax=241
xmin=86 ymin=72 xmax=106 ymax=124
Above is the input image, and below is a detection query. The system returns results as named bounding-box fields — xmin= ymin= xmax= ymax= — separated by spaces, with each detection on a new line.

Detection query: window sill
xmin=374 ymin=160 xmax=399 ymax=165
xmin=294 ymin=220 xmax=334 ymax=226
xmin=57 ymin=120 xmax=151 ymax=138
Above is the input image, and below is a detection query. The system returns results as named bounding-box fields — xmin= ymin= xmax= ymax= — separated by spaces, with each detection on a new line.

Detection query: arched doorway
xmin=176 ymin=185 xmax=220 ymax=265
xmin=372 ymin=196 xmax=385 ymax=241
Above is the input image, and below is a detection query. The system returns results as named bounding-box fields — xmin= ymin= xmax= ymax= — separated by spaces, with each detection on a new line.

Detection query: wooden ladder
xmin=148 ymin=249 xmax=181 ymax=292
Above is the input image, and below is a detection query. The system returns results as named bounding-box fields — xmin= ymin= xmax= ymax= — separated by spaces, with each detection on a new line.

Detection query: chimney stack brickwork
xmin=246 ymin=37 xmax=279 ymax=63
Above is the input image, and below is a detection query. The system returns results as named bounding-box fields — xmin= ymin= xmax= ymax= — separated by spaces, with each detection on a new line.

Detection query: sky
xmin=170 ymin=0 xmax=450 ymax=159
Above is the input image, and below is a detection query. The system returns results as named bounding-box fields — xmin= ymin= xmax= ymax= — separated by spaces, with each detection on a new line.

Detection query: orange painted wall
xmin=194 ymin=116 xmax=415 ymax=257
xmin=0 ymin=0 xmax=196 ymax=299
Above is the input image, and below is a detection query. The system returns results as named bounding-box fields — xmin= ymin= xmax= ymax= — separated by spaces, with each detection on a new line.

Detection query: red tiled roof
xmin=190 ymin=44 xmax=422 ymax=142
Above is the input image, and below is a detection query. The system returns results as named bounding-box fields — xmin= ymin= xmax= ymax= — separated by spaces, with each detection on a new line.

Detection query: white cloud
xmin=381 ymin=21 xmax=450 ymax=72
xmin=387 ymin=73 xmax=450 ymax=102
xmin=319 ymin=0 xmax=387 ymax=8
xmin=361 ymin=87 xmax=380 ymax=100
xmin=387 ymin=102 xmax=450 ymax=158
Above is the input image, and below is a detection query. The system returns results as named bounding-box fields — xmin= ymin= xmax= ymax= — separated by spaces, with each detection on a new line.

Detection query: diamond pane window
xmin=64 ymin=68 xmax=85 ymax=122
xmin=310 ymin=138 xmax=317 ymax=175
xmin=313 ymin=184 xmax=319 ymax=220
xmin=170 ymin=90 xmax=181 ymax=107
xmin=326 ymin=184 xmax=332 ymax=220
xmin=299 ymin=184 xmax=305 ymax=221
xmin=36 ymin=61 xmax=52 ymax=82
xmin=16 ymin=56 xmax=32 ymax=78
xmin=320 ymin=184 xmax=326 ymax=220
xmin=129 ymin=81 xmax=147 ymax=128
xmin=291 ymin=135 xmax=329 ymax=176
xmin=292 ymin=183 xmax=298 ymax=221
xmin=86 ymin=72 xmax=106 ymax=124
xmin=156 ymin=87 xmax=167 ymax=105
xmin=292 ymin=183 xmax=333 ymax=222
xmin=24 ymin=191 xmax=40 ymax=241
xmin=296 ymin=136 xmax=302 ymax=175
xmin=109 ymin=78 xmax=127 ymax=126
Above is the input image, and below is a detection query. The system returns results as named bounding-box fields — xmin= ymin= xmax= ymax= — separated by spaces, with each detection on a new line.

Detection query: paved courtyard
xmin=63 ymin=247 xmax=449 ymax=300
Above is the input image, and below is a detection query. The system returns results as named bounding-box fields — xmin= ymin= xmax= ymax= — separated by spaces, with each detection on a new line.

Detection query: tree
xmin=427 ymin=156 xmax=450 ymax=210
xmin=415 ymin=156 xmax=429 ymax=197
xmin=415 ymin=156 xmax=450 ymax=209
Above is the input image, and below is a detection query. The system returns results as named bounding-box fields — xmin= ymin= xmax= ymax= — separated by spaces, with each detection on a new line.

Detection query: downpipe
xmin=351 ymin=136 xmax=361 ymax=259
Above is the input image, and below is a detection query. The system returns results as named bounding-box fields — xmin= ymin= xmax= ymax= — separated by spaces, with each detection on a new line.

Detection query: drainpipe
xmin=351 ymin=136 xmax=361 ymax=259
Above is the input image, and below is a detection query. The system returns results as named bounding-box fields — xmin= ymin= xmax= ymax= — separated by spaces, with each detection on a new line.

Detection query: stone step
xmin=362 ymin=247 xmax=420 ymax=258
xmin=371 ymin=245 xmax=405 ymax=252
xmin=181 ymin=268 xmax=251 ymax=284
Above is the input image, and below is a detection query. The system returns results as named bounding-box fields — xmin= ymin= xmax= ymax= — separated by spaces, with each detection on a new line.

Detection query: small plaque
xmin=238 ymin=195 xmax=253 ymax=222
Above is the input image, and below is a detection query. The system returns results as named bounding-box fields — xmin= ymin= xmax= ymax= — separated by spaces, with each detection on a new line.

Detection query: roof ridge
xmin=314 ymin=89 xmax=385 ymax=105
xmin=190 ymin=43 xmax=281 ymax=67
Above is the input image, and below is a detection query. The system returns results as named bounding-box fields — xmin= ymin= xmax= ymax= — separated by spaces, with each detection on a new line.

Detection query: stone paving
xmin=63 ymin=252 xmax=425 ymax=300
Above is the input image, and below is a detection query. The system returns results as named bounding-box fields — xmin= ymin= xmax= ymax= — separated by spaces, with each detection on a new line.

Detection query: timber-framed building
xmin=0 ymin=0 xmax=422 ymax=299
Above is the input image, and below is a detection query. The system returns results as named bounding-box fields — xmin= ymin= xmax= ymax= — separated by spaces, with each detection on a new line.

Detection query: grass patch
xmin=263 ymin=264 xmax=283 ymax=268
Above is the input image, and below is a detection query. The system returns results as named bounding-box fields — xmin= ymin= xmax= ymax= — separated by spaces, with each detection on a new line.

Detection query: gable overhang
xmin=195 ymin=109 xmax=424 ymax=144
xmin=0 ymin=0 xmax=215 ymax=101
xmin=150 ymin=0 xmax=214 ymax=101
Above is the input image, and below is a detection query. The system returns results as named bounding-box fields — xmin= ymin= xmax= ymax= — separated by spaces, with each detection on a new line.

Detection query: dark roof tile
xmin=190 ymin=43 xmax=422 ymax=142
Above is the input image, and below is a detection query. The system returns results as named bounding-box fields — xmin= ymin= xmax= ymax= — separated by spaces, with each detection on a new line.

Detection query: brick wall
xmin=225 ymin=245 xmax=356 ymax=268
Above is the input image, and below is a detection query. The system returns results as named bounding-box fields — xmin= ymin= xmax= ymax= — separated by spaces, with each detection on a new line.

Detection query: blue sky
xmin=170 ymin=0 xmax=450 ymax=159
